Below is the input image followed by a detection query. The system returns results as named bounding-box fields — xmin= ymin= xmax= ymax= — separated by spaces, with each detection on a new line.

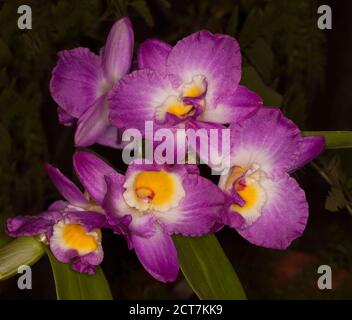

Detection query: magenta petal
xmin=167 ymin=31 xmax=241 ymax=107
xmin=200 ymin=85 xmax=262 ymax=124
xmin=289 ymin=136 xmax=326 ymax=172
xmin=229 ymin=108 xmax=302 ymax=174
xmin=71 ymin=259 xmax=97 ymax=275
xmin=73 ymin=151 xmax=117 ymax=204
xmin=50 ymin=48 xmax=101 ymax=118
xmin=6 ymin=211 xmax=62 ymax=237
xmin=44 ymin=163 xmax=88 ymax=207
xmin=74 ymin=96 xmax=109 ymax=147
xmin=96 ymin=125 xmax=125 ymax=149
xmin=159 ymin=173 xmax=225 ymax=236
xmin=101 ymin=17 xmax=134 ymax=84
xmin=131 ymin=226 xmax=179 ymax=282
xmin=109 ymin=69 xmax=175 ymax=131
xmin=49 ymin=242 xmax=77 ymax=263
xmin=138 ymin=39 xmax=172 ymax=73
xmin=238 ymin=174 xmax=308 ymax=250
xmin=64 ymin=211 xmax=107 ymax=231
xmin=72 ymin=248 xmax=103 ymax=275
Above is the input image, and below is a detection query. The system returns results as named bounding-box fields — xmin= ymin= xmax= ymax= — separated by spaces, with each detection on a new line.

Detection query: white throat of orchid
xmin=224 ymin=163 xmax=268 ymax=224
xmin=155 ymin=75 xmax=207 ymax=122
xmin=123 ymin=170 xmax=185 ymax=212
xmin=51 ymin=220 xmax=102 ymax=256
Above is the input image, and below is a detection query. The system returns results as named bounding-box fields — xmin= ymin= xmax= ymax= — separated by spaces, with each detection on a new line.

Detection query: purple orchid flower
xmin=6 ymin=163 xmax=107 ymax=275
xmin=108 ymin=31 xmax=262 ymax=162
xmin=50 ymin=17 xmax=134 ymax=148
xmin=73 ymin=151 xmax=225 ymax=282
xmin=218 ymin=108 xmax=326 ymax=250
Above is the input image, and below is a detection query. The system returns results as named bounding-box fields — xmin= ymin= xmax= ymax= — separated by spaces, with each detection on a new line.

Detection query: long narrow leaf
xmin=174 ymin=234 xmax=246 ymax=300
xmin=46 ymin=249 xmax=113 ymax=300
xmin=304 ymin=131 xmax=352 ymax=149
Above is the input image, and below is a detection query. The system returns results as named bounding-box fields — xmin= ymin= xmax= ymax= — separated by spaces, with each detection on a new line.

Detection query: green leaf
xmin=174 ymin=234 xmax=246 ymax=300
xmin=245 ymin=38 xmax=274 ymax=84
xmin=46 ymin=249 xmax=113 ymax=300
xmin=241 ymin=66 xmax=282 ymax=106
xmin=304 ymin=131 xmax=352 ymax=150
xmin=0 ymin=237 xmax=44 ymax=280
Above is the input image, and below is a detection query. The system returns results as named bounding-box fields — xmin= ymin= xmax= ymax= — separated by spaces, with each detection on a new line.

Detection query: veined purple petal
xmin=199 ymin=85 xmax=262 ymax=124
xmin=131 ymin=225 xmax=179 ymax=282
xmin=71 ymin=248 xmax=103 ymax=275
xmin=44 ymin=163 xmax=89 ymax=207
xmin=237 ymin=173 xmax=308 ymax=250
xmin=6 ymin=211 xmax=62 ymax=237
xmin=73 ymin=151 xmax=117 ymax=204
xmin=63 ymin=211 xmax=108 ymax=231
xmin=71 ymin=259 xmax=96 ymax=275
xmin=96 ymin=125 xmax=126 ymax=149
xmin=101 ymin=17 xmax=134 ymax=84
xmin=109 ymin=69 xmax=176 ymax=131
xmin=49 ymin=242 xmax=78 ymax=263
xmin=166 ymin=31 xmax=241 ymax=108
xmin=159 ymin=173 xmax=225 ymax=236
xmin=50 ymin=48 xmax=102 ymax=118
xmin=137 ymin=39 xmax=172 ymax=73
xmin=74 ymin=96 xmax=109 ymax=147
xmin=289 ymin=136 xmax=326 ymax=173
xmin=48 ymin=200 xmax=69 ymax=211
xmin=229 ymin=107 xmax=302 ymax=175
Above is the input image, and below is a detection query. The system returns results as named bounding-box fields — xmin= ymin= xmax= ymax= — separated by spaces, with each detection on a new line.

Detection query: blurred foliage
xmin=1 ymin=0 xmax=352 ymax=299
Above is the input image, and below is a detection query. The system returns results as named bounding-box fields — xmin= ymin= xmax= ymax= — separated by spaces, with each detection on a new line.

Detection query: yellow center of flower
xmin=123 ymin=170 xmax=186 ymax=212
xmin=133 ymin=171 xmax=175 ymax=206
xmin=62 ymin=224 xmax=100 ymax=252
xmin=223 ymin=164 xmax=267 ymax=223
xmin=156 ymin=75 xmax=207 ymax=122
xmin=167 ymin=101 xmax=195 ymax=118
xmin=231 ymin=183 xmax=260 ymax=214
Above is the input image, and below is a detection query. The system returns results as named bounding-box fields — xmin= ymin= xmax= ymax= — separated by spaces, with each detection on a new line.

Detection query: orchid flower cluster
xmin=5 ymin=18 xmax=325 ymax=282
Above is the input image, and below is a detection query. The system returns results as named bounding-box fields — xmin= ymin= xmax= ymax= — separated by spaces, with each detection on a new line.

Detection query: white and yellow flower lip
xmin=220 ymin=164 xmax=268 ymax=226
xmin=154 ymin=75 xmax=207 ymax=123
xmin=50 ymin=220 xmax=102 ymax=257
xmin=123 ymin=168 xmax=186 ymax=213
xmin=181 ymin=75 xmax=207 ymax=99
xmin=155 ymin=95 xmax=196 ymax=122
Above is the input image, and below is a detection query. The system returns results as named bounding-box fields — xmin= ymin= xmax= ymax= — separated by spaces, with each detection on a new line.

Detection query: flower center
xmin=62 ymin=223 xmax=101 ymax=254
xmin=165 ymin=98 xmax=195 ymax=118
xmin=155 ymin=75 xmax=207 ymax=123
xmin=123 ymin=170 xmax=185 ymax=212
xmin=182 ymin=75 xmax=207 ymax=98
xmin=226 ymin=164 xmax=267 ymax=224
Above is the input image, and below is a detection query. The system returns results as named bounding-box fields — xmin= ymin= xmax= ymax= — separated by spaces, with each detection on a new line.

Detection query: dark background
xmin=1 ymin=0 xmax=352 ymax=299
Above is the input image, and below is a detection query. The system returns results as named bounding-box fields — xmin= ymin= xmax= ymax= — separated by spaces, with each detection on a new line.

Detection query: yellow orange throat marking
xmin=62 ymin=223 xmax=100 ymax=252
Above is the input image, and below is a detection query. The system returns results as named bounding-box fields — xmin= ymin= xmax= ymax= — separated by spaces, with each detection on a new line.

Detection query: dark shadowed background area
xmin=1 ymin=0 xmax=352 ymax=299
